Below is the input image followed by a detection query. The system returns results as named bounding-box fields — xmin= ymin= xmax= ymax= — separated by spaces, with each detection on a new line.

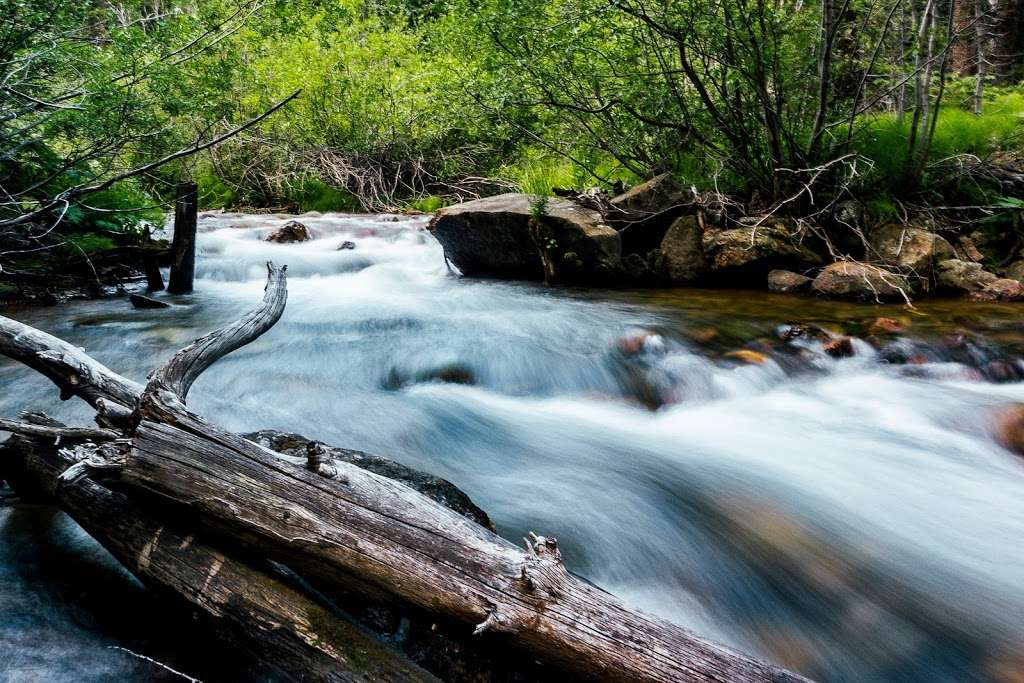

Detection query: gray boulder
xmin=654 ymin=215 xmax=706 ymax=284
xmin=767 ymin=269 xmax=812 ymax=293
xmin=811 ymin=261 xmax=910 ymax=301
xmin=429 ymin=193 xmax=620 ymax=283
xmin=936 ymin=259 xmax=999 ymax=293
xmin=703 ymin=224 xmax=821 ymax=281
xmin=867 ymin=224 xmax=955 ymax=281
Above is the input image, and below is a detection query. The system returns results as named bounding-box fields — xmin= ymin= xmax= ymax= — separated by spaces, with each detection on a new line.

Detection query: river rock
xmin=703 ymin=224 xmax=820 ymax=282
xmin=1004 ymin=260 xmax=1024 ymax=283
xmin=935 ymin=259 xmax=999 ymax=293
xmin=266 ymin=220 xmax=311 ymax=243
xmin=811 ymin=261 xmax=910 ymax=301
xmin=129 ymin=294 xmax=170 ymax=309
xmin=611 ymin=174 xmax=691 ymax=257
xmin=867 ymin=224 xmax=955 ymax=280
xmin=955 ymin=235 xmax=985 ymax=263
xmin=967 ymin=278 xmax=1024 ymax=302
xmin=767 ymin=269 xmax=812 ymax=293
xmin=993 ymin=404 xmax=1024 ymax=458
xmin=609 ymin=173 xmax=687 ymax=221
xmin=621 ymin=252 xmax=655 ymax=284
xmin=654 ymin=215 xmax=706 ymax=284
xmin=864 ymin=317 xmax=905 ymax=335
xmin=337 ymin=240 xmax=356 ymax=250
xmin=243 ymin=430 xmax=495 ymax=530
xmin=429 ymin=193 xmax=620 ymax=283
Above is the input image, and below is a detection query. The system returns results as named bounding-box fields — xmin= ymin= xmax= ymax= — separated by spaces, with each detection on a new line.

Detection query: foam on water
xmin=3 ymin=211 xmax=1024 ymax=681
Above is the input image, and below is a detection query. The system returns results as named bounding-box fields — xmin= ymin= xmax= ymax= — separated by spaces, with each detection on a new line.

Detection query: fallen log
xmin=1 ymin=428 xmax=437 ymax=683
xmin=0 ymin=262 xmax=808 ymax=683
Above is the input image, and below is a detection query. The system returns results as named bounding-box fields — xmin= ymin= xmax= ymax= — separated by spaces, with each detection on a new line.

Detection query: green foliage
xmin=408 ymin=195 xmax=446 ymax=212
xmin=528 ymin=194 xmax=550 ymax=220
xmin=850 ymin=94 xmax=1024 ymax=194
xmin=62 ymin=233 xmax=118 ymax=255
xmin=291 ymin=179 xmax=357 ymax=213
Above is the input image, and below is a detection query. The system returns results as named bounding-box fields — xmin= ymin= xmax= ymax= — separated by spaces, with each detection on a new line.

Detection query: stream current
xmin=2 ymin=212 xmax=1024 ymax=682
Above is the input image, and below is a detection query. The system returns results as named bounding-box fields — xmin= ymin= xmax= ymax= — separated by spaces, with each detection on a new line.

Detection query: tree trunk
xmin=0 ymin=264 xmax=807 ymax=683
xmin=168 ymin=181 xmax=198 ymax=294
xmin=1 ymin=430 xmax=438 ymax=683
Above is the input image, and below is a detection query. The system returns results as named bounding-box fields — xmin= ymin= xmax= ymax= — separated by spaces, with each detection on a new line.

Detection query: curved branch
xmin=146 ymin=262 xmax=287 ymax=402
xmin=0 ymin=314 xmax=142 ymax=408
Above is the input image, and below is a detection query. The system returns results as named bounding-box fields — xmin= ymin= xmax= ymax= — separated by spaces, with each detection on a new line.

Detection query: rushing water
xmin=3 ymin=212 xmax=1024 ymax=682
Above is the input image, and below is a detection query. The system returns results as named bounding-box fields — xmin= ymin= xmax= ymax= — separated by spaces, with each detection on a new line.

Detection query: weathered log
xmin=0 ymin=264 xmax=807 ymax=683
xmin=1 ymin=431 xmax=437 ymax=683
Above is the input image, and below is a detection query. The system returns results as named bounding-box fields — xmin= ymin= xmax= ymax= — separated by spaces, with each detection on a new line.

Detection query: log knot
xmin=305 ymin=441 xmax=338 ymax=479
xmin=56 ymin=440 xmax=130 ymax=488
xmin=517 ymin=532 xmax=568 ymax=601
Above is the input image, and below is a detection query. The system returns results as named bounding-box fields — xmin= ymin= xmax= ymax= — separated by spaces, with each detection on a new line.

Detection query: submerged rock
xmin=129 ymin=294 xmax=170 ymax=309
xmin=384 ymin=363 xmax=477 ymax=389
xmin=654 ymin=215 xmax=706 ymax=284
xmin=823 ymin=337 xmax=855 ymax=358
xmin=336 ymin=240 xmax=356 ymax=250
xmin=429 ymin=193 xmax=620 ymax=283
xmin=993 ymin=404 xmax=1024 ymax=458
xmin=266 ymin=220 xmax=311 ymax=243
xmin=811 ymin=261 xmax=910 ymax=301
xmin=767 ymin=269 xmax=812 ymax=293
xmin=244 ymin=430 xmax=495 ymax=530
xmin=864 ymin=317 xmax=905 ymax=335
xmin=936 ymin=259 xmax=998 ymax=293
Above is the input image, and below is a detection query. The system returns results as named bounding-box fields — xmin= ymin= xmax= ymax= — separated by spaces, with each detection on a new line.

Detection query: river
xmin=2 ymin=212 xmax=1024 ymax=682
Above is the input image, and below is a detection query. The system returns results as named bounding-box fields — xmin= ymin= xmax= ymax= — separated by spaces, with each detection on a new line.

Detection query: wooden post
xmin=167 ymin=181 xmax=198 ymax=294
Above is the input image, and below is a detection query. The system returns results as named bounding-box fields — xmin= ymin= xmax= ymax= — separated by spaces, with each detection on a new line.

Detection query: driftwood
xmin=0 ymin=261 xmax=807 ymax=683
xmin=1 ymin=428 xmax=436 ymax=683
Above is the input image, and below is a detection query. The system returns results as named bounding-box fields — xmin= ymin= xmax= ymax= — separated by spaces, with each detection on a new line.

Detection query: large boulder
xmin=935 ymin=259 xmax=999 ymax=293
xmin=867 ymin=224 xmax=955 ymax=281
xmin=429 ymin=193 xmax=620 ymax=283
xmin=610 ymin=174 xmax=691 ymax=256
xmin=609 ymin=173 xmax=688 ymax=220
xmin=811 ymin=261 xmax=910 ymax=301
xmin=653 ymin=215 xmax=706 ymax=284
xmin=266 ymin=220 xmax=311 ymax=243
xmin=703 ymin=224 xmax=820 ymax=282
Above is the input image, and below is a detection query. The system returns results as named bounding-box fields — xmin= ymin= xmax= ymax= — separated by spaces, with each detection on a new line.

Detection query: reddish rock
xmin=967 ymin=278 xmax=1024 ymax=302
xmin=823 ymin=337 xmax=855 ymax=358
xmin=864 ymin=317 xmax=905 ymax=335
xmin=994 ymin=403 xmax=1024 ymax=458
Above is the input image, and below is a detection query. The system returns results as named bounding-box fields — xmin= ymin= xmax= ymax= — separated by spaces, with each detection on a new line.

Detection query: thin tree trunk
xmin=168 ymin=181 xmax=198 ymax=294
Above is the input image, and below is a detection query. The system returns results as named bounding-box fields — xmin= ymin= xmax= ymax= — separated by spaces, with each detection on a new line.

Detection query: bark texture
xmin=1 ymin=431 xmax=437 ymax=683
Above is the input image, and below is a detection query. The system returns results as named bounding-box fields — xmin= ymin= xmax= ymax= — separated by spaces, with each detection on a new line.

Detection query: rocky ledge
xmin=428 ymin=177 xmax=1024 ymax=304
